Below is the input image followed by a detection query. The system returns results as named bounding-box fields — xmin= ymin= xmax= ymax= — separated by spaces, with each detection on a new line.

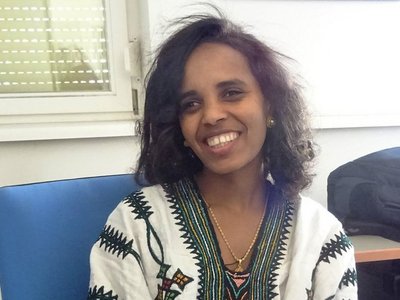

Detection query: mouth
xmin=206 ymin=132 xmax=239 ymax=148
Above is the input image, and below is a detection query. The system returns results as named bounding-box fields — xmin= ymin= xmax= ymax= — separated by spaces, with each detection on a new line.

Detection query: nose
xmin=201 ymin=99 xmax=227 ymax=126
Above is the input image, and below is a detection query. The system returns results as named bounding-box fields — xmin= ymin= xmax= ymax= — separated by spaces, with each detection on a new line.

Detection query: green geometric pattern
xmin=88 ymin=285 xmax=118 ymax=300
xmin=318 ymin=232 xmax=352 ymax=265
xmin=98 ymin=224 xmax=142 ymax=268
xmin=124 ymin=190 xmax=194 ymax=300
xmin=124 ymin=191 xmax=153 ymax=221
xmin=339 ymin=268 xmax=357 ymax=289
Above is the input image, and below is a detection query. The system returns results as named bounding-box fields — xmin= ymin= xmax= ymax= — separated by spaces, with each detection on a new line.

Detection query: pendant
xmin=234 ymin=259 xmax=244 ymax=273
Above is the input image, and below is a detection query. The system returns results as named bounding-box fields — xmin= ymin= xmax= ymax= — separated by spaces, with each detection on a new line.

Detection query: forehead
xmin=182 ymin=42 xmax=256 ymax=89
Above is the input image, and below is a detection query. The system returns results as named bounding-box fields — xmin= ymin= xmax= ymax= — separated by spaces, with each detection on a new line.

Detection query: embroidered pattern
xmin=124 ymin=191 xmax=163 ymax=264
xmin=172 ymin=268 xmax=194 ymax=290
xmin=89 ymin=180 xmax=357 ymax=299
xmin=252 ymin=196 xmax=294 ymax=299
xmin=306 ymin=288 xmax=314 ymax=300
xmin=339 ymin=268 xmax=357 ymax=289
xmin=225 ymin=270 xmax=250 ymax=300
xmin=318 ymin=232 xmax=352 ymax=265
xmin=164 ymin=180 xmax=214 ymax=300
xmin=98 ymin=224 xmax=141 ymax=266
xmin=127 ymin=190 xmax=153 ymax=220
xmin=307 ymin=232 xmax=356 ymax=300
xmin=124 ymin=190 xmax=194 ymax=299
xmin=165 ymin=178 xmax=293 ymax=299
xmin=88 ymin=285 xmax=118 ymax=300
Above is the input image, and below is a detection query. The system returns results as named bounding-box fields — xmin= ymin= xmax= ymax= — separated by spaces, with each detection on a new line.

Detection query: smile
xmin=206 ymin=132 xmax=239 ymax=148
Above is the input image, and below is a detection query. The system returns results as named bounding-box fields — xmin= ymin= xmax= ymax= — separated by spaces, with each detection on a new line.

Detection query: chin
xmin=203 ymin=164 xmax=243 ymax=177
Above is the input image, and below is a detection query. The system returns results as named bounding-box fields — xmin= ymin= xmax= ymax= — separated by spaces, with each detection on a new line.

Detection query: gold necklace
xmin=205 ymin=197 xmax=268 ymax=273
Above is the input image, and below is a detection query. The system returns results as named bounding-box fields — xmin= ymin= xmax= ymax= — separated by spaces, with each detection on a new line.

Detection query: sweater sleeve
xmin=312 ymin=227 xmax=358 ymax=300
xmin=87 ymin=199 xmax=153 ymax=300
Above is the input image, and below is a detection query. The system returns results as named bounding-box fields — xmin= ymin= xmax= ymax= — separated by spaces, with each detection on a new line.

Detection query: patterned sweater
xmin=88 ymin=178 xmax=357 ymax=299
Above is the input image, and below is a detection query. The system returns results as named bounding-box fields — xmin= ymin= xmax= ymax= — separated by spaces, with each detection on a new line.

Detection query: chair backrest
xmin=0 ymin=174 xmax=139 ymax=300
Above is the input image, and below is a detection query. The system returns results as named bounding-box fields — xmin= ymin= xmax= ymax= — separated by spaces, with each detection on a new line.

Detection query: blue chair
xmin=0 ymin=174 xmax=139 ymax=300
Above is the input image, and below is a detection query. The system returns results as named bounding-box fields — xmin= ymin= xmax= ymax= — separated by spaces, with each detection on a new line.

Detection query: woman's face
xmin=179 ymin=42 xmax=270 ymax=177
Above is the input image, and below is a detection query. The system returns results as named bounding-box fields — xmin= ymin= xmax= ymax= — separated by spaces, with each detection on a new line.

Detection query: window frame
xmin=0 ymin=0 xmax=142 ymax=142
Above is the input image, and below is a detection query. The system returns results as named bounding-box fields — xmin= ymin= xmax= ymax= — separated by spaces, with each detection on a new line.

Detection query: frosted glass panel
xmin=0 ymin=0 xmax=110 ymax=94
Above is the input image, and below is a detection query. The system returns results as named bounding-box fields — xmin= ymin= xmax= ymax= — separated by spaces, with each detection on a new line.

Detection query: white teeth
xmin=207 ymin=132 xmax=239 ymax=148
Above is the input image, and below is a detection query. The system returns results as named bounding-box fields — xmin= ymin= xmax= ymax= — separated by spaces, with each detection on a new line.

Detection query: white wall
xmin=145 ymin=0 xmax=400 ymax=128
xmin=0 ymin=137 xmax=140 ymax=187
xmin=1 ymin=0 xmax=399 ymax=208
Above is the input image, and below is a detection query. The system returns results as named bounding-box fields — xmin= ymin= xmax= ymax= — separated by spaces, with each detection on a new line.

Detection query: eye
xmin=179 ymin=98 xmax=201 ymax=114
xmin=222 ymin=89 xmax=243 ymax=99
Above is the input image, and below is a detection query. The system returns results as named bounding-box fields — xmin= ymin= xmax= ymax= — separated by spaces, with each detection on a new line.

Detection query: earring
xmin=183 ymin=140 xmax=189 ymax=147
xmin=267 ymin=117 xmax=275 ymax=128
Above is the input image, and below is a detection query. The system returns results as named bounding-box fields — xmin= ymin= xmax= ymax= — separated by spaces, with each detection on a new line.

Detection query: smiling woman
xmin=179 ymin=43 xmax=268 ymax=177
xmin=88 ymin=8 xmax=358 ymax=300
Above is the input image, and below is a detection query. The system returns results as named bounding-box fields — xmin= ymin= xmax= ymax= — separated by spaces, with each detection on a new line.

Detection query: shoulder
xmin=125 ymin=177 xmax=192 ymax=204
xmin=116 ymin=182 xmax=171 ymax=213
xmin=125 ymin=183 xmax=166 ymax=204
xmin=106 ymin=178 xmax=192 ymax=231
xmin=294 ymin=199 xmax=357 ymax=298
xmin=295 ymin=196 xmax=341 ymax=227
xmin=289 ymin=196 xmax=347 ymax=248
xmin=288 ymin=195 xmax=354 ymax=262
xmin=103 ymin=183 xmax=168 ymax=229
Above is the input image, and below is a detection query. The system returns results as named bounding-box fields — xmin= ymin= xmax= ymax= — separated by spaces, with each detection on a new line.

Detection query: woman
xmin=88 ymin=12 xmax=357 ymax=300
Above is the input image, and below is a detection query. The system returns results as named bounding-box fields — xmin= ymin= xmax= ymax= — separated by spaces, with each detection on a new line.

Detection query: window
xmin=0 ymin=0 xmax=142 ymax=141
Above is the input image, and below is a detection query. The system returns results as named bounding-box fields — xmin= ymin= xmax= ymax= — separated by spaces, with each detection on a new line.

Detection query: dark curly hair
xmin=135 ymin=10 xmax=315 ymax=199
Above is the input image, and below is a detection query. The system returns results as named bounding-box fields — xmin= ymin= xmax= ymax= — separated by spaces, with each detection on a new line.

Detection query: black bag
xmin=327 ymin=147 xmax=400 ymax=242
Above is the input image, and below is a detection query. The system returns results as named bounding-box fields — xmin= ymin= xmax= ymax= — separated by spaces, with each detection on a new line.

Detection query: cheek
xmin=179 ymin=118 xmax=194 ymax=143
xmin=251 ymin=113 xmax=268 ymax=141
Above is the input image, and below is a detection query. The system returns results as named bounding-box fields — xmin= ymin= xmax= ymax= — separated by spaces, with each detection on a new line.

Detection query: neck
xmin=195 ymin=165 xmax=267 ymax=212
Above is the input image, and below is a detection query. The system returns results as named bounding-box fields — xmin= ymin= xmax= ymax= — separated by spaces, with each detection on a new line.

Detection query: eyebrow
xmin=180 ymin=79 xmax=247 ymax=101
xmin=179 ymin=90 xmax=197 ymax=102
xmin=216 ymin=79 xmax=246 ymax=90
